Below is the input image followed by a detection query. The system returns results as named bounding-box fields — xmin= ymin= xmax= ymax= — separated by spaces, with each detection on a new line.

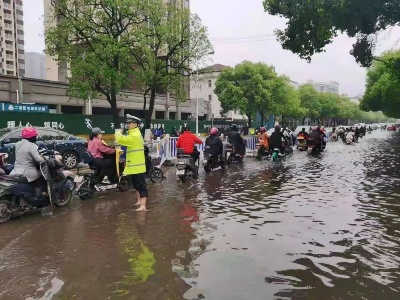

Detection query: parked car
xmin=0 ymin=127 xmax=90 ymax=169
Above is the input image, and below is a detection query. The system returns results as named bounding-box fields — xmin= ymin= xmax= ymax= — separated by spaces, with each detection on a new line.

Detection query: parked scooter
xmin=0 ymin=156 xmax=73 ymax=223
xmin=144 ymin=145 xmax=164 ymax=183
xmin=203 ymin=146 xmax=225 ymax=172
xmin=176 ymin=148 xmax=199 ymax=182
xmin=73 ymin=148 xmax=131 ymax=200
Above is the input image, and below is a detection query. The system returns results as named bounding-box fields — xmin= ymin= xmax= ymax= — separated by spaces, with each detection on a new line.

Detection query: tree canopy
xmin=45 ymin=0 xmax=212 ymax=127
xmin=263 ymin=0 xmax=400 ymax=67
xmin=214 ymin=61 xmax=301 ymax=126
xmin=360 ymin=50 xmax=400 ymax=118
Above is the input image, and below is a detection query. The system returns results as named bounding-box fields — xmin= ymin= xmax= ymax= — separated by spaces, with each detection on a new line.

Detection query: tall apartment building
xmin=0 ymin=0 xmax=25 ymax=76
xmin=307 ymin=80 xmax=339 ymax=94
xmin=25 ymin=52 xmax=45 ymax=79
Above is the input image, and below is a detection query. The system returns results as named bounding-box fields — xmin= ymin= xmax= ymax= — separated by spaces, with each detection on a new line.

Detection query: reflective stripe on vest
xmin=127 ymin=163 xmax=146 ymax=168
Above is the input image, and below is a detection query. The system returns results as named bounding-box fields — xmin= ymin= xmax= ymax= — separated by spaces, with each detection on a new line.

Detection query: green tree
xmin=360 ymin=51 xmax=400 ymax=118
xmin=45 ymin=0 xmax=212 ymax=127
xmin=297 ymin=84 xmax=321 ymax=123
xmin=128 ymin=0 xmax=213 ymax=128
xmin=262 ymin=0 xmax=400 ymax=67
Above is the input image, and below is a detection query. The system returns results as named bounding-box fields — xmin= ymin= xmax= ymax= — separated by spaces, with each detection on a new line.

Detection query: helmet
xmin=210 ymin=127 xmax=218 ymax=135
xmin=126 ymin=114 xmax=141 ymax=124
xmin=260 ymin=127 xmax=266 ymax=133
xmin=22 ymin=127 xmax=38 ymax=139
xmin=230 ymin=124 xmax=237 ymax=131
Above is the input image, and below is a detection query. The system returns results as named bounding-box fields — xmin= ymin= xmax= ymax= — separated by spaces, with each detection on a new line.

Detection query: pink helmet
xmin=260 ymin=127 xmax=266 ymax=133
xmin=22 ymin=127 xmax=38 ymax=139
xmin=210 ymin=127 xmax=218 ymax=135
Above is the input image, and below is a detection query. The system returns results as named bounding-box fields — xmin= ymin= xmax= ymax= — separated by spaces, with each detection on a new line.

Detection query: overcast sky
xmin=24 ymin=0 xmax=400 ymax=97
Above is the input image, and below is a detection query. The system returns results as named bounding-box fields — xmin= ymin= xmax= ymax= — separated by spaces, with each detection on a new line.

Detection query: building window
xmin=208 ymin=95 xmax=212 ymax=101
xmin=208 ymin=80 xmax=212 ymax=87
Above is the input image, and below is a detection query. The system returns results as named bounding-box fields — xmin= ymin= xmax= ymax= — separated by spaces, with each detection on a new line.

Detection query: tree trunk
xmin=109 ymin=92 xmax=119 ymax=129
xmin=145 ymin=88 xmax=157 ymax=129
xmin=142 ymin=93 xmax=147 ymax=116
xmin=260 ymin=112 xmax=265 ymax=126
xmin=246 ymin=113 xmax=252 ymax=128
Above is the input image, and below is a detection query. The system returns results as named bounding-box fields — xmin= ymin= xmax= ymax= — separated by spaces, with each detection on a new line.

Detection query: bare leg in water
xmin=134 ymin=191 xmax=147 ymax=211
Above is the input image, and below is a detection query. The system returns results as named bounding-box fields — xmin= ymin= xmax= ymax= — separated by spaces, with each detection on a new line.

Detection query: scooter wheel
xmin=54 ymin=189 xmax=72 ymax=207
xmin=118 ymin=176 xmax=132 ymax=192
xmin=149 ymin=167 xmax=164 ymax=183
xmin=204 ymin=164 xmax=211 ymax=173
xmin=0 ymin=200 xmax=12 ymax=223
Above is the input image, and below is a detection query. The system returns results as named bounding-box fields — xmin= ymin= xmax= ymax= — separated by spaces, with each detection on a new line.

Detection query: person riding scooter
xmin=204 ymin=127 xmax=223 ymax=160
xmin=9 ymin=127 xmax=58 ymax=196
xmin=268 ymin=125 xmax=286 ymax=156
xmin=308 ymin=126 xmax=323 ymax=151
xmin=226 ymin=124 xmax=246 ymax=156
xmin=176 ymin=127 xmax=203 ymax=165
xmin=256 ymin=127 xmax=269 ymax=159
xmin=87 ymin=127 xmax=118 ymax=184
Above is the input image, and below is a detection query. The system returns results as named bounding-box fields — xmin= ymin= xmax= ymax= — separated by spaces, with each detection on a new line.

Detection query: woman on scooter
xmin=87 ymin=127 xmax=118 ymax=184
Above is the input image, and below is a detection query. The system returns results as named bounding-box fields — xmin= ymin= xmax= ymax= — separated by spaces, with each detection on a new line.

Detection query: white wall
xmin=190 ymin=72 xmax=245 ymax=120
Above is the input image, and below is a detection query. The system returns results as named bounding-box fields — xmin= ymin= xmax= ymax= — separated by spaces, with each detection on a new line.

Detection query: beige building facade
xmin=0 ymin=0 xmax=24 ymax=77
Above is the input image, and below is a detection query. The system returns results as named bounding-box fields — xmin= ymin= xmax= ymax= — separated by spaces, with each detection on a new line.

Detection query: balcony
xmin=4 ymin=2 xmax=11 ymax=9
xmin=19 ymin=63 xmax=25 ymax=69
xmin=19 ymin=54 xmax=24 ymax=60
xmin=4 ymin=13 xmax=12 ymax=19
xmin=5 ymin=44 xmax=13 ymax=50
xmin=16 ymin=14 xmax=23 ymax=21
xmin=5 ymin=34 xmax=13 ymax=40
xmin=17 ymin=34 xmax=23 ymax=40
xmin=16 ymin=4 xmax=23 ymax=11
xmin=17 ymin=24 xmax=23 ymax=31
xmin=6 ymin=54 xmax=13 ymax=59
xmin=4 ymin=23 xmax=12 ymax=30
xmin=6 ymin=64 xmax=14 ymax=70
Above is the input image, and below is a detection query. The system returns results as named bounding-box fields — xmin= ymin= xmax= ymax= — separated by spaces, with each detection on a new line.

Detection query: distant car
xmin=387 ymin=124 xmax=396 ymax=131
xmin=0 ymin=127 xmax=90 ymax=169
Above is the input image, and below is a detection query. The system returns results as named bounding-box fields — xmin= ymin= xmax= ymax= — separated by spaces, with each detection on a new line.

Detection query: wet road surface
xmin=0 ymin=131 xmax=399 ymax=299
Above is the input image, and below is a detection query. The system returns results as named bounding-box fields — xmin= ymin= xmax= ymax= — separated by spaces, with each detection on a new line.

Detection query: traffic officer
xmin=115 ymin=114 xmax=148 ymax=211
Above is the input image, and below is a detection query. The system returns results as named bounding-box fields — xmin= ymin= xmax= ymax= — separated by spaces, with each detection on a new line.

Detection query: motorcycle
xmin=307 ymin=138 xmax=323 ymax=155
xmin=296 ymin=135 xmax=308 ymax=151
xmin=0 ymin=156 xmax=73 ymax=223
xmin=73 ymin=148 xmax=131 ymax=200
xmin=226 ymin=143 xmax=244 ymax=164
xmin=203 ymin=146 xmax=225 ymax=172
xmin=271 ymin=148 xmax=284 ymax=161
xmin=144 ymin=145 xmax=164 ymax=183
xmin=176 ymin=148 xmax=198 ymax=182
xmin=345 ymin=134 xmax=354 ymax=145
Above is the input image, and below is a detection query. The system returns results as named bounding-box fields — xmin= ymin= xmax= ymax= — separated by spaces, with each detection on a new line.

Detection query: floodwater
xmin=1 ymin=131 xmax=399 ymax=300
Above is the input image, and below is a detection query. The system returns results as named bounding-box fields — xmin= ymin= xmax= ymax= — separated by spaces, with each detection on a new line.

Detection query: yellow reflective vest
xmin=115 ymin=128 xmax=146 ymax=175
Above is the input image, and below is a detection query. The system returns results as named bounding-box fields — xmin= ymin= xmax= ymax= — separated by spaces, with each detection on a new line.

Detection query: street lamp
xmin=195 ymin=51 xmax=214 ymax=135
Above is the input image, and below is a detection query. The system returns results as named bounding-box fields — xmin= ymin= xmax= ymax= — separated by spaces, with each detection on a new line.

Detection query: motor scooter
xmin=0 ymin=156 xmax=73 ymax=223
xmin=176 ymin=148 xmax=199 ymax=182
xmin=73 ymin=148 xmax=131 ymax=200
xmin=203 ymin=146 xmax=225 ymax=172
xmin=226 ymin=143 xmax=244 ymax=164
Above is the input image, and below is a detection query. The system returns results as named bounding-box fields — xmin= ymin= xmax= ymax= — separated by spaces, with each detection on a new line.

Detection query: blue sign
xmin=0 ymin=102 xmax=49 ymax=113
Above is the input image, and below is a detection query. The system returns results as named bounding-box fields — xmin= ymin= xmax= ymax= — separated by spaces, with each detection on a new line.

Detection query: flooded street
xmin=1 ymin=131 xmax=400 ymax=300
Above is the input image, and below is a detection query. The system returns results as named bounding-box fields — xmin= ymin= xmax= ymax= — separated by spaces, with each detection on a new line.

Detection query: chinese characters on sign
xmin=1 ymin=103 xmax=49 ymax=113
xmin=6 ymin=121 xmax=64 ymax=129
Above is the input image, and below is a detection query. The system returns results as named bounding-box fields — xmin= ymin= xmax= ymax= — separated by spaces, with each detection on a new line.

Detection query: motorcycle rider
xmin=87 ymin=127 xmax=118 ymax=184
xmin=297 ymin=127 xmax=309 ymax=138
xmin=204 ymin=127 xmax=224 ymax=160
xmin=9 ymin=127 xmax=57 ymax=195
xmin=268 ymin=125 xmax=286 ymax=156
xmin=354 ymin=126 xmax=362 ymax=141
xmin=256 ymin=127 xmax=269 ymax=159
xmin=308 ymin=126 xmax=323 ymax=151
xmin=176 ymin=126 xmax=203 ymax=165
xmin=226 ymin=124 xmax=246 ymax=156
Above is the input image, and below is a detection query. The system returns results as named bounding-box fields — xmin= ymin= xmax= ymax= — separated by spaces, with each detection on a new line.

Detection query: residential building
xmin=0 ymin=0 xmax=25 ymax=76
xmin=190 ymin=64 xmax=246 ymax=120
xmin=349 ymin=95 xmax=362 ymax=105
xmin=307 ymin=80 xmax=339 ymax=94
xmin=25 ymin=52 xmax=45 ymax=79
